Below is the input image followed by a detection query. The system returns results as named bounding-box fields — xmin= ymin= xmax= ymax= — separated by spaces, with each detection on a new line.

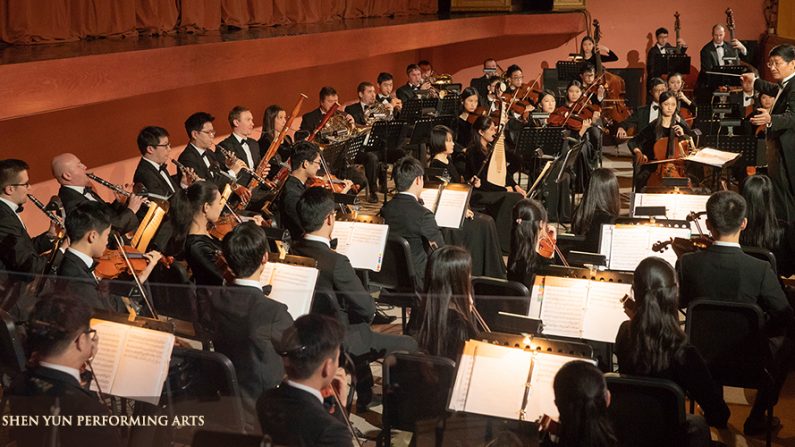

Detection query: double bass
xmin=592 ymin=19 xmax=631 ymax=130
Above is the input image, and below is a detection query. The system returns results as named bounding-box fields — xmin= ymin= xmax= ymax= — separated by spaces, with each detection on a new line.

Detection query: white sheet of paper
xmin=331 ymin=221 xmax=389 ymax=271
xmin=260 ymin=263 xmax=319 ymax=319
xmin=523 ymin=353 xmax=597 ymax=420
xmin=634 ymin=193 xmax=709 ymax=233
xmin=450 ymin=341 xmax=532 ymax=420
xmin=434 ymin=189 xmax=469 ymax=229
xmin=600 ymin=224 xmax=691 ymax=271
xmin=538 ymin=277 xmax=589 ymax=339
xmin=89 ymin=320 xmax=127 ymax=395
xmin=582 ymin=282 xmax=631 ymax=343
xmin=110 ymin=326 xmax=174 ymax=404
xmin=686 ymin=148 xmax=740 ymax=167
xmin=420 ymin=188 xmax=440 ymax=212
xmin=528 ymin=276 xmax=545 ymax=319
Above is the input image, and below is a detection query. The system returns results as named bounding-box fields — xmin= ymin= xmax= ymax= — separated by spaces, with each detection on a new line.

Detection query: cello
xmin=645 ymin=108 xmax=694 ymax=187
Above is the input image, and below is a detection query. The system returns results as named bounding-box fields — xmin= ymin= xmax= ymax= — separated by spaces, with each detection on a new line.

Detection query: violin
xmin=547 ymin=105 xmax=587 ymax=132
xmin=652 ymin=235 xmax=713 ymax=258
xmin=94 ymin=246 xmax=173 ymax=280
xmin=500 ymin=74 xmax=544 ymax=119
xmin=465 ymin=106 xmax=498 ymax=125
xmin=537 ymin=226 xmax=570 ymax=266
xmin=539 ymin=414 xmax=560 ymax=444
xmin=306 ymin=175 xmax=360 ymax=194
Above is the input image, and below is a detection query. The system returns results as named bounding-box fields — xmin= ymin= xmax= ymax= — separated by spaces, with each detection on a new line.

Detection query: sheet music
xmin=523 ymin=353 xmax=597 ymax=420
xmin=420 ymin=188 xmax=440 ymax=212
xmin=686 ymin=148 xmax=740 ymax=167
xmin=331 ymin=221 xmax=389 ymax=271
xmin=111 ymin=326 xmax=174 ymax=404
xmin=634 ymin=193 xmax=708 ymax=232
xmin=449 ymin=341 xmax=532 ymax=420
xmin=538 ymin=277 xmax=588 ymax=339
xmin=600 ymin=224 xmax=690 ymax=271
xmin=260 ymin=263 xmax=319 ymax=319
xmin=90 ymin=320 xmax=127 ymax=394
xmin=581 ymin=282 xmax=631 ymax=343
xmin=528 ymin=276 xmax=545 ymax=319
xmin=435 ymin=188 xmax=469 ymax=229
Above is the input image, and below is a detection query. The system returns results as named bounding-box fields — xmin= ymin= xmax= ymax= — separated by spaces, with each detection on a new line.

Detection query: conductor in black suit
xmin=0 ymin=159 xmax=61 ymax=279
xmin=7 ymin=296 xmax=123 ymax=447
xmin=747 ymin=44 xmax=795 ymax=220
xmin=217 ymin=106 xmax=272 ymax=212
xmin=380 ymin=156 xmax=446 ymax=289
xmin=257 ymin=314 xmax=352 ymax=447
xmin=177 ymin=112 xmax=252 ymax=204
xmin=51 ymin=153 xmax=142 ymax=235
xmin=677 ymin=191 xmax=794 ymax=435
xmin=57 ymin=202 xmax=161 ymax=313
xmin=292 ymin=187 xmax=417 ymax=410
xmin=133 ymin=126 xmax=183 ymax=199
xmin=213 ymin=222 xmax=293 ymax=432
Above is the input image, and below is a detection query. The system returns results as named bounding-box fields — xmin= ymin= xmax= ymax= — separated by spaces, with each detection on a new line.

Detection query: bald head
xmin=52 ymin=153 xmax=88 ymax=186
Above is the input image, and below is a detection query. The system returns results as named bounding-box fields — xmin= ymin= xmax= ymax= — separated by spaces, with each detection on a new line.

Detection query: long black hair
xmin=470 ymin=115 xmax=494 ymax=149
xmin=627 ymin=257 xmax=685 ymax=375
xmin=507 ymin=199 xmax=547 ymax=284
xmin=741 ymin=174 xmax=783 ymax=251
xmin=417 ymin=246 xmax=478 ymax=359
xmin=554 ymin=361 xmax=617 ymax=447
xmin=572 ymin=168 xmax=620 ymax=234
xmin=261 ymin=104 xmax=285 ymax=140
xmin=168 ymin=181 xmax=220 ymax=254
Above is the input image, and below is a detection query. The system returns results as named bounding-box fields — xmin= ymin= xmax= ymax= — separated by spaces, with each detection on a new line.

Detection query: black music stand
xmin=694 ymin=104 xmax=742 ymax=136
xmin=556 ymin=60 xmax=586 ymax=82
xmin=370 ymin=120 xmax=407 ymax=152
xmin=705 ymin=65 xmax=745 ymax=90
xmin=700 ymin=134 xmax=755 ymax=186
xmin=438 ymin=93 xmax=461 ymax=116
xmin=409 ymin=116 xmax=457 ymax=162
xmin=402 ymin=98 xmax=440 ymax=123
xmin=553 ymin=138 xmax=584 ymax=228
xmin=649 ymin=53 xmax=691 ymax=78
xmin=514 ymin=126 xmax=566 ymax=189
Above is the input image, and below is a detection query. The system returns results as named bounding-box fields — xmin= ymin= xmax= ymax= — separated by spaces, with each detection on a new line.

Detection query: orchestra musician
xmin=571 ymin=168 xmax=620 ymax=254
xmin=746 ymin=44 xmax=795 ymax=220
xmin=376 ymin=72 xmax=402 ymax=113
xmin=0 ymin=159 xmax=63 ymax=281
xmin=133 ymin=126 xmax=186 ymax=198
xmin=396 ymin=64 xmax=430 ymax=104
xmin=647 ymin=27 xmax=688 ymax=78
xmin=628 ymin=90 xmax=696 ymax=190
xmin=507 ymin=198 xmax=553 ymax=290
xmin=379 ymin=156 xmax=446 ymax=287
xmin=456 ymin=86 xmax=481 ymax=148
xmin=52 ymin=153 xmax=142 ymax=235
xmin=212 ymin=222 xmax=293 ymax=431
xmin=256 ymin=314 xmax=352 ymax=447
xmin=428 ymin=125 xmax=506 ymax=278
xmin=6 ymin=296 xmax=123 ymax=447
xmin=504 ymin=64 xmax=524 ymax=94
xmin=470 ymin=58 xmax=499 ymax=106
xmin=176 ymin=112 xmax=252 ymax=203
xmin=418 ymin=59 xmax=433 ymax=79
xmin=666 ymin=72 xmax=696 ymax=116
xmin=741 ymin=174 xmax=795 ymax=277
xmin=580 ymin=35 xmax=618 ymax=66
xmin=696 ymin=23 xmax=748 ymax=101
xmin=170 ymin=181 xmax=225 ymax=286
xmin=258 ymin=104 xmax=295 ymax=168
xmin=414 ymin=246 xmax=479 ymax=361
xmin=616 ymin=77 xmax=669 ymax=140
xmin=551 ymin=361 xmax=617 ymax=447
xmin=277 ymin=142 xmax=352 ymax=240
xmin=57 ymin=201 xmax=161 ymax=313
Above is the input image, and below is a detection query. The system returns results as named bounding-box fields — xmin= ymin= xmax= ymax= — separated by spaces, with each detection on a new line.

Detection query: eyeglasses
xmin=5 ymin=182 xmax=30 ymax=188
xmin=200 ymin=130 xmax=216 ymax=136
xmin=77 ymin=328 xmax=97 ymax=343
xmin=155 ymin=143 xmax=171 ymax=148
xmin=767 ymin=59 xmax=789 ymax=68
xmin=311 ymin=160 xmax=322 ymax=166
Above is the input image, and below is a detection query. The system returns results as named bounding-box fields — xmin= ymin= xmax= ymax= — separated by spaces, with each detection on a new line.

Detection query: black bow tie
xmin=200 ymin=151 xmax=210 ymax=159
xmin=417 ymin=198 xmax=425 ymax=206
xmin=262 ymin=284 xmax=273 ymax=295
xmin=15 ymin=205 xmax=23 ymax=214
xmin=330 ymin=238 xmax=338 ymax=250
xmin=159 ymin=164 xmax=168 ymax=173
xmin=83 ymin=186 xmax=96 ymax=198
xmin=89 ymin=261 xmax=98 ymax=272
xmin=240 ymin=139 xmax=247 ymax=146
xmin=652 ymin=104 xmax=659 ymax=111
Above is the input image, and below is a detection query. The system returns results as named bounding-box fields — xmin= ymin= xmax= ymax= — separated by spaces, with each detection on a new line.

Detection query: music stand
xmin=402 ymin=98 xmax=439 ymax=123
xmin=438 ymin=93 xmax=461 ymax=116
xmin=700 ymin=134 xmax=756 ymax=186
xmin=694 ymin=104 xmax=741 ymax=136
xmin=556 ymin=60 xmax=586 ymax=82
xmin=515 ymin=126 xmax=566 ymax=159
xmin=705 ymin=65 xmax=744 ymax=91
xmin=649 ymin=53 xmax=691 ymax=78
xmin=369 ymin=120 xmax=406 ymax=152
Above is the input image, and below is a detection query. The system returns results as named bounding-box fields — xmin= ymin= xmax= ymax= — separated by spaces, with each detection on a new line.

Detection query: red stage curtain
xmin=1 ymin=0 xmax=436 ymax=44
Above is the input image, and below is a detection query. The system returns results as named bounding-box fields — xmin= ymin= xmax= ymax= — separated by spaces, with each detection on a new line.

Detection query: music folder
xmin=89 ymin=318 xmax=175 ymax=405
xmin=448 ymin=340 xmax=596 ymax=421
xmin=599 ymin=218 xmax=691 ymax=271
xmin=259 ymin=255 xmax=319 ymax=320
xmin=331 ymin=215 xmax=389 ymax=271
xmin=528 ymin=267 xmax=632 ymax=343
xmin=419 ymin=182 xmax=472 ymax=229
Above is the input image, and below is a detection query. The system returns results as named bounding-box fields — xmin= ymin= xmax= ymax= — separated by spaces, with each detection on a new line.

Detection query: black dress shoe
xmin=372 ymin=311 xmax=397 ymax=325
xmin=367 ymin=193 xmax=379 ymax=203
xmin=743 ymin=415 xmax=781 ymax=436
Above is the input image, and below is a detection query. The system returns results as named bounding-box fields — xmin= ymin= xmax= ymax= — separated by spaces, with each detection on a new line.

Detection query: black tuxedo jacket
xmin=57 ymin=250 xmax=126 ymax=313
xmin=756 ymin=78 xmax=795 ymax=194
xmin=470 ymin=75 xmax=490 ymax=104
xmin=58 ymin=185 xmax=139 ymax=234
xmin=0 ymin=201 xmax=54 ymax=276
xmin=176 ymin=144 xmax=231 ymax=189
xmin=133 ymin=157 xmax=178 ymax=198
xmin=345 ymin=102 xmax=367 ymax=126
xmin=210 ymin=284 xmax=293 ymax=427
xmin=257 ymin=382 xmax=351 ymax=447
xmin=299 ymin=107 xmax=324 ymax=135
xmin=677 ymin=244 xmax=793 ymax=332
xmin=699 ymin=41 xmax=744 ymax=73
xmin=277 ymin=176 xmax=306 ymax=240
xmin=8 ymin=366 xmax=123 ymax=447
xmin=217 ymin=135 xmax=262 ymax=188
xmin=379 ymin=193 xmax=445 ymax=286
xmin=396 ymin=83 xmax=419 ymax=105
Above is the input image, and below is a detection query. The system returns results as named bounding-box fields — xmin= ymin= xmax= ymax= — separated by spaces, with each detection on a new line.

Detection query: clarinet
xmin=26 ymin=194 xmax=63 ymax=227
xmin=217 ymin=146 xmax=268 ymax=185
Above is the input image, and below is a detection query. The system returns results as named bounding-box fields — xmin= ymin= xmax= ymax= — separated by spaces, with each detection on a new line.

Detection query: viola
xmin=94 ymin=246 xmax=173 ymax=280
xmin=465 ymin=106 xmax=499 ymax=125
xmin=537 ymin=227 xmax=557 ymax=259
xmin=208 ymin=214 xmax=238 ymax=240
xmin=306 ymin=175 xmax=360 ymax=194
xmin=548 ymin=105 xmax=586 ymax=132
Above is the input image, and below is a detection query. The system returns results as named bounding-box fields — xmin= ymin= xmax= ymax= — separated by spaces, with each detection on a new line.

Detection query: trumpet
xmin=216 ymin=146 xmax=268 ymax=186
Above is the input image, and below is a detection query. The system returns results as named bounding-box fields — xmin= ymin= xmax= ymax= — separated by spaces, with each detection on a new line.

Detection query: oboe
xmin=217 ymin=146 xmax=268 ymax=185
xmin=171 ymin=159 xmax=204 ymax=182
xmin=86 ymin=173 xmax=150 ymax=204
xmin=26 ymin=194 xmax=63 ymax=227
